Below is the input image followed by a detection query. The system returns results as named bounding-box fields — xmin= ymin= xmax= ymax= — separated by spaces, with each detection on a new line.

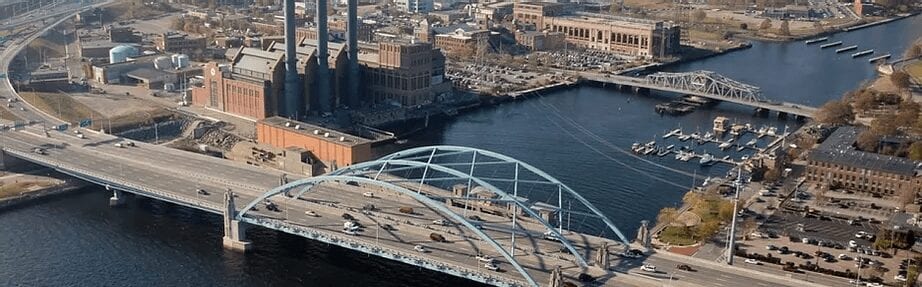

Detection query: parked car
xmin=744 ymin=258 xmax=761 ymax=265
xmin=429 ymin=232 xmax=447 ymax=242
xmin=414 ymin=245 xmax=427 ymax=253
xmin=304 ymin=210 xmax=319 ymax=217
xmin=676 ymin=264 xmax=694 ymax=271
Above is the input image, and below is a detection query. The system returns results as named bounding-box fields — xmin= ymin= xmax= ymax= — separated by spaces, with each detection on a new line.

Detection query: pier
xmin=852 ymin=49 xmax=874 ymax=58
xmin=835 ymin=45 xmax=859 ymax=53
xmin=820 ymin=41 xmax=843 ymax=48
xmin=868 ymin=54 xmax=891 ymax=63
xmin=804 ymin=37 xmax=828 ymax=44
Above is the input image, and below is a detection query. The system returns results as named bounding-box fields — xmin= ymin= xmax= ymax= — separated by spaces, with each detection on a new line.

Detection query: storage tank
xmin=171 ymin=54 xmax=190 ymax=69
xmin=153 ymin=56 xmax=172 ymax=70
xmin=109 ymin=45 xmax=138 ymax=64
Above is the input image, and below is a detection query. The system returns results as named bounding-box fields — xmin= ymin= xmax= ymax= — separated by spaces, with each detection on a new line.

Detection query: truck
xmin=399 ymin=207 xmax=414 ymax=214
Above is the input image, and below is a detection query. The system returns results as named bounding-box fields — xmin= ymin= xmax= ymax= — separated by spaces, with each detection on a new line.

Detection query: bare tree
xmin=891 ymin=71 xmax=911 ymax=93
xmin=815 ymin=99 xmax=854 ymax=125
xmin=779 ymin=20 xmax=790 ymax=36
xmin=759 ymin=19 xmax=772 ymax=30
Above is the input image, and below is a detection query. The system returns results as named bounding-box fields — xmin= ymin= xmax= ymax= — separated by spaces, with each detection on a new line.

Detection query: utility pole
xmin=726 ymin=164 xmax=742 ymax=265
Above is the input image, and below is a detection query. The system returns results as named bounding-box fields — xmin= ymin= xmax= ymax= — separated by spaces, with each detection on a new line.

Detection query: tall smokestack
xmin=316 ymin=0 xmax=331 ymax=113
xmin=346 ymin=0 xmax=359 ymax=108
xmin=283 ymin=0 xmax=301 ymax=117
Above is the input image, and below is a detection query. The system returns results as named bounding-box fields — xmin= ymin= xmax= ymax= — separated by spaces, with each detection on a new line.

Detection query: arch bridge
xmin=228 ymin=146 xmax=630 ymax=287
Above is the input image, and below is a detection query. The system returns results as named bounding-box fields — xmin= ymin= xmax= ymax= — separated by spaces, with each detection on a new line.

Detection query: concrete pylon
xmin=108 ymin=189 xmax=126 ymax=207
xmin=548 ymin=265 xmax=563 ymax=287
xmin=635 ymin=220 xmax=652 ymax=249
xmin=282 ymin=0 xmax=302 ymax=117
xmin=222 ymin=191 xmax=252 ymax=252
xmin=596 ymin=241 xmax=610 ymax=269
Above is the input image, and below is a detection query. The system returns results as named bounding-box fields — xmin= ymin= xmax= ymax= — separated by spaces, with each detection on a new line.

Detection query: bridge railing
xmin=242 ymin=215 xmax=529 ymax=287
xmin=2 ymin=148 xmax=223 ymax=212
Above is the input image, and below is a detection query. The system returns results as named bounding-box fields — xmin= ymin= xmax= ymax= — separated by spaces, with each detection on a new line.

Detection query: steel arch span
xmin=238 ymin=174 xmax=540 ymax=287
xmin=237 ymin=145 xmax=630 ymax=287
xmin=645 ymin=70 xmax=765 ymax=103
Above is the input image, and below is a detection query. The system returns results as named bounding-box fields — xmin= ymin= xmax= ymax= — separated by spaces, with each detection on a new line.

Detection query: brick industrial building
xmin=805 ymin=126 xmax=922 ymax=198
xmin=191 ymin=39 xmax=449 ymax=119
xmin=256 ymin=117 xmax=373 ymax=168
xmin=513 ymin=2 xmax=681 ymax=58
xmin=155 ymin=32 xmax=207 ymax=54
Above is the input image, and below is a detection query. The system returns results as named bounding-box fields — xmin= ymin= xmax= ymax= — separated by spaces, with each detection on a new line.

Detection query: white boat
xmin=703 ymin=132 xmax=714 ymax=140
xmin=767 ymin=127 xmax=778 ymax=136
xmin=632 ymin=142 xmax=642 ymax=153
xmin=643 ymin=146 xmax=656 ymax=155
xmin=718 ymin=142 xmax=732 ymax=150
xmin=678 ymin=134 xmax=691 ymax=141
xmin=665 ymin=144 xmax=675 ymax=150
xmin=699 ymin=153 xmax=714 ymax=165
xmin=746 ymin=139 xmax=757 ymax=146
xmin=675 ymin=151 xmax=686 ymax=160
xmin=727 ymin=138 xmax=734 ymax=143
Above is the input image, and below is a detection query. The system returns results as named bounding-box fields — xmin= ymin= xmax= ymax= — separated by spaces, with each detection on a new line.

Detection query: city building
xmin=474 ymin=2 xmax=514 ymax=29
xmin=358 ymin=41 xmax=451 ymax=107
xmin=394 ymin=0 xmax=433 ymax=13
xmin=805 ymin=126 xmax=922 ymax=198
xmin=256 ymin=117 xmax=374 ymax=169
xmin=155 ymin=32 xmax=207 ymax=55
xmin=433 ymin=28 xmax=491 ymax=56
xmin=515 ymin=30 xmax=566 ymax=51
xmin=190 ymin=48 xmax=285 ymax=120
xmin=513 ymin=2 xmax=680 ymax=58
xmin=107 ymin=26 xmax=141 ymax=43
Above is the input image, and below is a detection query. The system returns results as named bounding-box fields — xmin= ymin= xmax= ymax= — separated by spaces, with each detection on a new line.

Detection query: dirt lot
xmin=18 ymin=90 xmax=173 ymax=131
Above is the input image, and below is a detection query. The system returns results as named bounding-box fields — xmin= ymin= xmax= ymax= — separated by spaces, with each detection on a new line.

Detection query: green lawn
xmin=659 ymin=226 xmax=698 ymax=246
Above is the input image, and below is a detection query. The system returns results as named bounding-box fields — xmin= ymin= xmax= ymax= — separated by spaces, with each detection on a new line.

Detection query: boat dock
xmin=820 ymin=41 xmax=843 ymax=49
xmin=852 ymin=49 xmax=874 ymax=58
xmin=805 ymin=37 xmax=828 ymax=44
xmin=835 ymin=45 xmax=858 ymax=53
xmin=868 ymin=54 xmax=891 ymax=63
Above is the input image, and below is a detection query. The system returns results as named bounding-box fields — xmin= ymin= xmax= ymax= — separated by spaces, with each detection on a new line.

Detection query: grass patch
xmin=18 ymin=91 xmax=102 ymax=126
xmin=0 ymin=181 xmax=52 ymax=199
xmin=906 ymin=61 xmax=922 ymax=82
xmin=659 ymin=226 xmax=698 ymax=246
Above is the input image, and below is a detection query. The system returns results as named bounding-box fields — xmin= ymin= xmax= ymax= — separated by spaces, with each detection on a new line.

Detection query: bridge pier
xmin=754 ymin=108 xmax=769 ymax=117
xmin=632 ymin=87 xmax=650 ymax=95
xmin=108 ymin=189 xmax=126 ymax=207
xmin=223 ymin=191 xmax=252 ymax=252
xmin=777 ymin=112 xmax=788 ymax=119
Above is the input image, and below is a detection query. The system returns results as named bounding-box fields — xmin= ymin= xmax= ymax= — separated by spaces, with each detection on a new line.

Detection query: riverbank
xmin=0 ymin=177 xmax=87 ymax=211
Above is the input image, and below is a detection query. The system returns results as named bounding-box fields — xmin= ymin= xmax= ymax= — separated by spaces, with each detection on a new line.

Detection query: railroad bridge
xmin=581 ymin=70 xmax=816 ymax=118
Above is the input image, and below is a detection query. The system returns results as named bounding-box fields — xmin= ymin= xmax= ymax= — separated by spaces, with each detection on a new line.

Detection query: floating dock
xmin=835 ymin=45 xmax=858 ymax=53
xmin=820 ymin=41 xmax=843 ymax=49
xmin=805 ymin=37 xmax=828 ymax=44
xmin=868 ymin=54 xmax=891 ymax=63
xmin=852 ymin=49 xmax=874 ymax=58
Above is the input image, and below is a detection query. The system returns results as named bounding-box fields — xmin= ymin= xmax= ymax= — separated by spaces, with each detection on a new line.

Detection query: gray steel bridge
xmin=581 ymin=70 xmax=816 ymax=118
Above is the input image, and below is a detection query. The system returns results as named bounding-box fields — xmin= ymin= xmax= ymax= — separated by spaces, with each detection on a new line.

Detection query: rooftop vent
xmin=284 ymin=122 xmax=291 ymax=127
xmin=294 ymin=124 xmax=301 ymax=130
xmin=313 ymin=129 xmax=320 ymax=135
xmin=324 ymin=132 xmax=330 ymax=138
xmin=339 ymin=136 xmax=345 ymax=142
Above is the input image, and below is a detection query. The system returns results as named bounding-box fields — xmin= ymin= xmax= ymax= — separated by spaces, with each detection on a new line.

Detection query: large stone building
xmin=394 ymin=0 xmax=433 ymax=13
xmin=155 ymin=32 xmax=207 ymax=55
xmin=358 ymin=41 xmax=451 ymax=107
xmin=513 ymin=2 xmax=681 ymax=58
xmin=190 ymin=48 xmax=285 ymax=120
xmin=433 ymin=28 xmax=491 ymax=56
xmin=806 ymin=126 xmax=922 ymax=198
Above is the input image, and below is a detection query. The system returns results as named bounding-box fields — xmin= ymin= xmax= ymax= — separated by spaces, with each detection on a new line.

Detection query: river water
xmin=1 ymin=15 xmax=919 ymax=286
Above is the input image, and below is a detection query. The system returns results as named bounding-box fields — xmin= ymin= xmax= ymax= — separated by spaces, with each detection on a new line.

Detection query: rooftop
xmin=260 ymin=117 xmax=372 ymax=147
xmin=807 ymin=126 xmax=922 ymax=177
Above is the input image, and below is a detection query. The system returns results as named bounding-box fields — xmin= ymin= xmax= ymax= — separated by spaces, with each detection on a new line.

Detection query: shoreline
xmin=0 ymin=180 xmax=88 ymax=211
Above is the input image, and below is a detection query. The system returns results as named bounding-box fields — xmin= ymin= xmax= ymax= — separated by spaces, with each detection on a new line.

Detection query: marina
xmin=820 ymin=41 xmax=843 ymax=48
xmin=835 ymin=45 xmax=859 ymax=53
xmin=636 ymin=118 xmax=789 ymax=168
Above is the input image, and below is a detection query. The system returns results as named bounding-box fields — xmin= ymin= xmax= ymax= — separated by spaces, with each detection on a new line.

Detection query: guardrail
xmin=1 ymin=147 xmax=223 ymax=212
xmin=241 ymin=216 xmax=529 ymax=287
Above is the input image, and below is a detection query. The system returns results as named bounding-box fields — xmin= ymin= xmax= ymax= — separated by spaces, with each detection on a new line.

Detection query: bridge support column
xmin=222 ymin=191 xmax=252 ymax=252
xmin=754 ymin=108 xmax=769 ymax=117
xmin=777 ymin=112 xmax=788 ymax=119
xmin=108 ymin=189 xmax=126 ymax=207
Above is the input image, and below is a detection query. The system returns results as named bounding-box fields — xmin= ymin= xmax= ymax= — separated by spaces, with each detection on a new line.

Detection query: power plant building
xmin=190 ymin=48 xmax=285 ymax=120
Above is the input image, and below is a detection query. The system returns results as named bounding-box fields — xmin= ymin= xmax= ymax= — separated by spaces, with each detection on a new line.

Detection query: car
xmin=866 ymin=283 xmax=883 ymax=287
xmin=476 ymin=255 xmax=495 ymax=263
xmin=76 ymin=133 xmax=85 ymax=139
xmin=543 ymin=231 xmax=560 ymax=241
xmin=362 ymin=191 xmax=374 ymax=198
xmin=342 ymin=213 xmax=355 ymax=220
xmin=342 ymin=229 xmax=358 ymax=235
xmin=640 ymin=264 xmax=656 ymax=272
xmin=123 ymin=141 xmax=135 ymax=147
xmin=895 ymin=274 xmax=907 ymax=281
xmin=778 ymin=246 xmax=789 ymax=254
xmin=304 ymin=210 xmax=319 ymax=217
xmin=196 ymin=188 xmax=209 ymax=195
xmin=468 ymin=215 xmax=482 ymax=221
xmin=414 ymin=245 xmax=427 ymax=252
xmin=432 ymin=219 xmax=449 ymax=226
xmin=855 ymin=231 xmax=867 ymax=238
xmin=32 ymin=147 xmax=46 ymax=155
xmin=620 ymin=250 xmax=642 ymax=259
xmin=266 ymin=203 xmax=280 ymax=212
xmin=577 ymin=273 xmax=594 ymax=282
xmin=765 ymin=244 xmax=777 ymax=250
xmin=848 ymin=240 xmax=858 ymax=248
xmin=676 ymin=264 xmax=694 ymax=271
xmin=744 ymin=258 xmax=761 ymax=265
xmin=380 ymin=224 xmax=395 ymax=231
xmin=838 ymin=254 xmax=850 ymax=260
xmin=484 ymin=263 xmax=499 ymax=271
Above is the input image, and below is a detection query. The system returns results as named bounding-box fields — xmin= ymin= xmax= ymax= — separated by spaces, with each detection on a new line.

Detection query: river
xmin=1 ymin=14 xmax=919 ymax=286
